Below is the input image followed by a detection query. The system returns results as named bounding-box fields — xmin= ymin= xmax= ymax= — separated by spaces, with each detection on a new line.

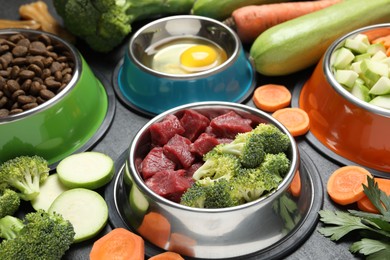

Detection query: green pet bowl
xmin=0 ymin=29 xmax=113 ymax=167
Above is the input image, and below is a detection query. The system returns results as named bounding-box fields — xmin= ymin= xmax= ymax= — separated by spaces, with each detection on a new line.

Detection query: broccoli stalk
xmin=0 ymin=188 xmax=20 ymax=218
xmin=0 ymin=210 xmax=75 ymax=260
xmin=0 ymin=156 xmax=49 ymax=201
xmin=215 ymin=132 xmax=266 ymax=168
xmin=53 ymin=0 xmax=196 ymax=52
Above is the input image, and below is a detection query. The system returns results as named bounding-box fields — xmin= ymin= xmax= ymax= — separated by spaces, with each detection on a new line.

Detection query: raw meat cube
xmin=209 ymin=111 xmax=253 ymax=138
xmin=141 ymin=147 xmax=176 ymax=180
xmin=150 ymin=114 xmax=185 ymax=146
xmin=163 ymin=134 xmax=195 ymax=169
xmin=180 ymin=109 xmax=210 ymax=141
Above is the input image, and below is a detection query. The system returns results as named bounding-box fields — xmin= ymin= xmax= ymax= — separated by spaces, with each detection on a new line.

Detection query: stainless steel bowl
xmin=121 ymin=102 xmax=300 ymax=259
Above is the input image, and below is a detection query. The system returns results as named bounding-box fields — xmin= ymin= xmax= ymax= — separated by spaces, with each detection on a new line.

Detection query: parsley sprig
xmin=319 ymin=176 xmax=390 ymax=259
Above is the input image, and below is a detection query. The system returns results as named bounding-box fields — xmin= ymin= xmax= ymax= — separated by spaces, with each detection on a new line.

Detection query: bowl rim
xmin=128 ymin=101 xmax=300 ymax=213
xmin=323 ymin=23 xmax=390 ymax=118
xmin=127 ymin=15 xmax=242 ymax=79
xmin=0 ymin=28 xmax=81 ymax=123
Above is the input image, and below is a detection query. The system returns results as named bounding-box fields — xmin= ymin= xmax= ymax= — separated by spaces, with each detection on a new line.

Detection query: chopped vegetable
xmin=326 ymin=165 xmax=372 ymax=206
xmin=137 ymin=212 xmax=171 ymax=249
xmin=272 ymin=107 xmax=310 ymax=137
xmin=90 ymin=228 xmax=144 ymax=260
xmin=0 ymin=155 xmax=49 ymax=201
xmin=319 ymin=176 xmax=390 ymax=259
xmin=330 ymin=32 xmax=390 ymax=109
xmin=226 ymin=0 xmax=341 ymax=43
xmin=0 ymin=19 xmax=41 ymax=30
xmin=252 ymin=84 xmax=291 ymax=112
xmin=149 ymin=251 xmax=185 ymax=260
xmin=57 ymin=152 xmax=115 ymax=190
xmin=48 ymin=188 xmax=108 ymax=243
xmin=357 ymin=178 xmax=390 ymax=213
xmin=0 ymin=210 xmax=75 ymax=260
xmin=31 ymin=173 xmax=69 ymax=211
xmin=19 ymin=1 xmax=75 ymax=43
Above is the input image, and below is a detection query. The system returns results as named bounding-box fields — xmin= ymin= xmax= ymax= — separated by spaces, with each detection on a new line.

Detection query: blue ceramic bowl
xmin=115 ymin=15 xmax=255 ymax=116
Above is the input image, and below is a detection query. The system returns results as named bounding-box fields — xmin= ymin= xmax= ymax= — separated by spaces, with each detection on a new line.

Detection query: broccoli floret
xmin=192 ymin=153 xmax=240 ymax=182
xmin=181 ymin=179 xmax=241 ymax=209
xmin=0 ymin=156 xmax=49 ymax=201
xmin=215 ymin=132 xmax=266 ymax=168
xmin=0 ymin=188 xmax=20 ymax=218
xmin=53 ymin=0 xmax=195 ymax=52
xmin=252 ymin=123 xmax=290 ymax=154
xmin=232 ymin=163 xmax=284 ymax=203
xmin=180 ymin=182 xmax=207 ymax=208
xmin=0 ymin=210 xmax=75 ymax=260
xmin=260 ymin=153 xmax=291 ymax=177
xmin=0 ymin=215 xmax=24 ymax=240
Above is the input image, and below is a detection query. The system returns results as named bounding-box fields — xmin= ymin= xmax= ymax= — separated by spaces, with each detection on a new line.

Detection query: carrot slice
xmin=137 ymin=212 xmax=171 ymax=248
xmin=149 ymin=251 xmax=184 ymax=260
xmin=89 ymin=228 xmax=144 ymax=260
xmin=289 ymin=170 xmax=301 ymax=197
xmin=272 ymin=107 xmax=310 ymax=137
xmin=327 ymin=166 xmax=373 ymax=206
xmin=253 ymin=84 xmax=292 ymax=112
xmin=357 ymin=178 xmax=390 ymax=213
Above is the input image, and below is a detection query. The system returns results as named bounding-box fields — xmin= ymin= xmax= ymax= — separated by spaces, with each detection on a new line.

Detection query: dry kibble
xmin=19 ymin=69 xmax=35 ymax=79
xmin=6 ymin=80 xmax=20 ymax=93
xmin=39 ymin=89 xmax=55 ymax=100
xmin=0 ymin=108 xmax=9 ymax=118
xmin=11 ymin=89 xmax=25 ymax=100
xmin=0 ymin=32 xmax=74 ymax=116
xmin=12 ymin=45 xmax=28 ymax=57
xmin=29 ymin=41 xmax=47 ymax=55
xmin=17 ymin=95 xmax=36 ymax=104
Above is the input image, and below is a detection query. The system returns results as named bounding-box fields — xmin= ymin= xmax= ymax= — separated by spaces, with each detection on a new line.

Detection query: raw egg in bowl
xmin=114 ymin=15 xmax=256 ymax=116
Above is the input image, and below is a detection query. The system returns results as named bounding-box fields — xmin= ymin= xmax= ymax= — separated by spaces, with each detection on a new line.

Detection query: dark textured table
xmin=2 ymin=1 xmax=361 ymax=259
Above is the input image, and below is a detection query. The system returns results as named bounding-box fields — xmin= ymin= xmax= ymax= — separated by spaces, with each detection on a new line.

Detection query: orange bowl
xmin=299 ymin=24 xmax=390 ymax=173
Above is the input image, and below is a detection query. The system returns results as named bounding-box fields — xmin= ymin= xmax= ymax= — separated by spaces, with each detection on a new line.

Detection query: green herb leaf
xmin=318 ymin=210 xmax=374 ymax=241
xmin=350 ymin=238 xmax=390 ymax=260
xmin=363 ymin=176 xmax=390 ymax=219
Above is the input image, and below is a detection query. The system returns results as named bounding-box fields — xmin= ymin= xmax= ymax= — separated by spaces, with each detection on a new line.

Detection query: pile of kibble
xmin=0 ymin=32 xmax=75 ymax=118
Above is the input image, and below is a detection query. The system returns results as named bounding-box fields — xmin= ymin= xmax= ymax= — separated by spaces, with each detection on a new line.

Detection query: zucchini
xmin=57 ymin=152 xmax=114 ymax=190
xmin=249 ymin=0 xmax=390 ymax=76
xmin=191 ymin=0 xmax=287 ymax=21
xmin=49 ymin=188 xmax=108 ymax=243
xmin=31 ymin=173 xmax=69 ymax=211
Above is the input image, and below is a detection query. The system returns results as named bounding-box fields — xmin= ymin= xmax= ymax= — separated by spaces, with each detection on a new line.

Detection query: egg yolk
xmin=180 ymin=45 xmax=218 ymax=71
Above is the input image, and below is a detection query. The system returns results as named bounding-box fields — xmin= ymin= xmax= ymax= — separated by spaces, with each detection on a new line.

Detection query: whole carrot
xmin=226 ymin=0 xmax=342 ymax=43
